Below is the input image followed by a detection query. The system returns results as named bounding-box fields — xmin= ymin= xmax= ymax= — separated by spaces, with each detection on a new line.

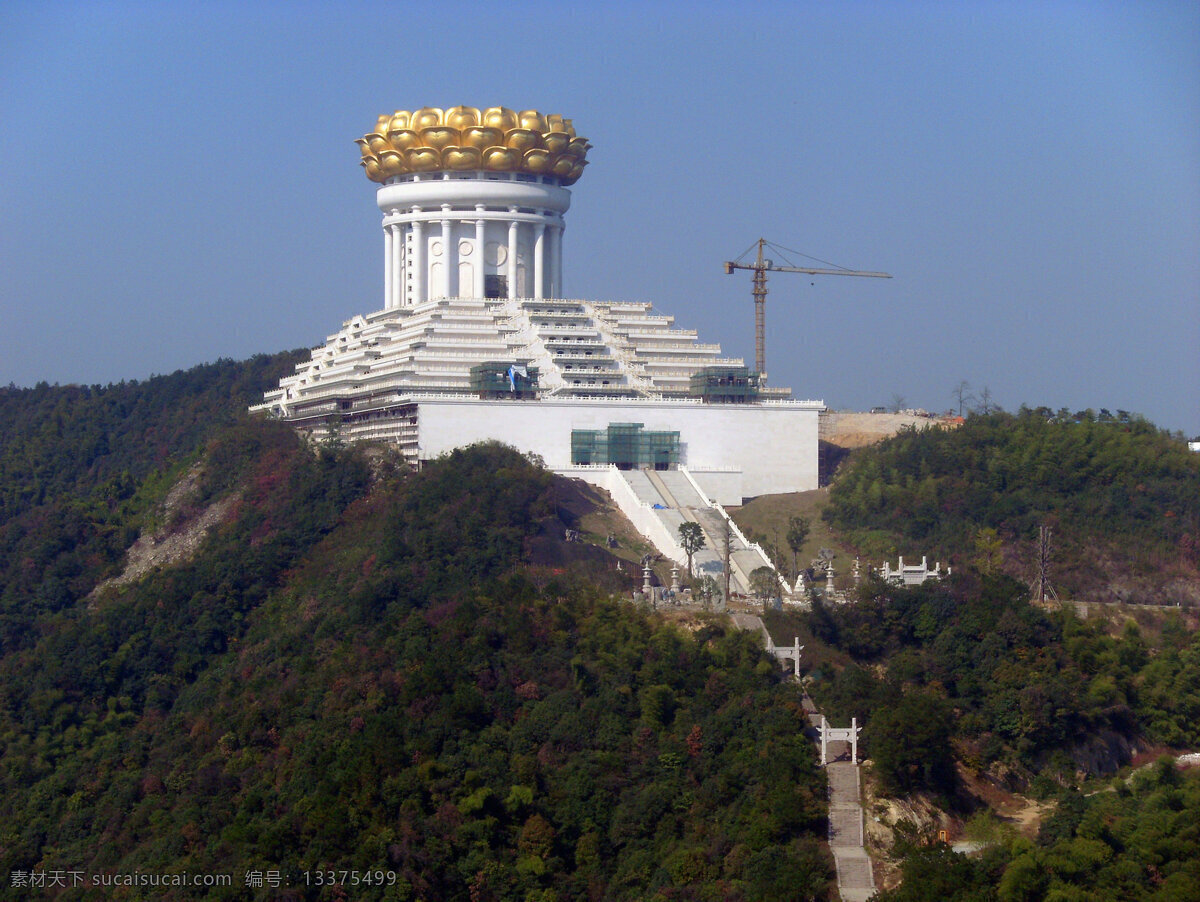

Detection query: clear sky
xmin=3 ymin=0 xmax=1198 ymax=435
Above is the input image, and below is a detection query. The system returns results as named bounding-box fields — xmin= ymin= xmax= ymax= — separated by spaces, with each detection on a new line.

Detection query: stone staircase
xmin=800 ymin=690 xmax=876 ymax=901
xmin=614 ymin=468 xmax=775 ymax=594
xmin=827 ymin=760 xmax=875 ymax=902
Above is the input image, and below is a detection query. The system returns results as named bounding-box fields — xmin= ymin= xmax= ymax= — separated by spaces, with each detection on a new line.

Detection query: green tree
xmin=677 ymin=520 xmax=705 ymax=578
xmin=750 ymin=566 xmax=782 ymax=614
xmin=786 ymin=516 xmax=810 ymax=581
xmin=867 ymin=690 xmax=956 ymax=795
xmin=973 ymin=527 xmax=1003 ymax=574
xmin=694 ymin=574 xmax=719 ymax=611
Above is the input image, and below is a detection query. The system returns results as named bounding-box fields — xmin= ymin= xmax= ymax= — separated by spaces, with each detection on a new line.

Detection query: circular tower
xmin=356 ymin=106 xmax=591 ymax=308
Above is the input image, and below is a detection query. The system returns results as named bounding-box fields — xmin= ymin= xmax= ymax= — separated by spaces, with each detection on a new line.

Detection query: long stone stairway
xmin=801 ymin=676 xmax=876 ymax=901
xmin=615 ymin=468 xmax=775 ymax=594
xmin=827 ymin=762 xmax=875 ymax=901
xmin=729 ymin=616 xmax=878 ymax=900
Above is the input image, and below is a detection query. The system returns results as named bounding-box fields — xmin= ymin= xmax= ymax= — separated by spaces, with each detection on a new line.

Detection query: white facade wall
xmin=414 ymin=397 xmax=821 ymax=498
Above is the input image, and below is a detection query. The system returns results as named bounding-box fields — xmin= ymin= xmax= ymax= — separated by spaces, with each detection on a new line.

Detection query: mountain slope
xmin=0 ymin=416 xmax=831 ymax=900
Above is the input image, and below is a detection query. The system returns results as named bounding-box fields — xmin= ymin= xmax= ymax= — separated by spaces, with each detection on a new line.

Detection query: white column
xmin=474 ymin=212 xmax=486 ymax=298
xmin=411 ymin=214 xmax=425 ymax=305
xmin=548 ymin=223 xmax=562 ymax=298
xmin=507 ymin=214 xmax=519 ymax=299
xmin=383 ymin=222 xmax=393 ymax=310
xmin=390 ymin=224 xmax=403 ymax=309
xmin=533 ymin=221 xmax=546 ymax=300
xmin=397 ymin=224 xmax=407 ymax=307
xmin=442 ymin=209 xmax=456 ymax=298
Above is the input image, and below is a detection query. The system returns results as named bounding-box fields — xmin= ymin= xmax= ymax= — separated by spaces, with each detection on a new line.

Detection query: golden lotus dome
xmin=357 ymin=106 xmax=591 ymax=186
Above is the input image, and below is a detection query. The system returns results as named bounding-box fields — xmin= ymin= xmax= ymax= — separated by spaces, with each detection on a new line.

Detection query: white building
xmin=256 ymin=105 xmax=823 ymax=503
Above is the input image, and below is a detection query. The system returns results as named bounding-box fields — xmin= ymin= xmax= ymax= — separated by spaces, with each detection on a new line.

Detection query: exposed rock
xmin=88 ymin=464 xmax=239 ymax=603
xmin=1064 ymin=729 xmax=1139 ymax=777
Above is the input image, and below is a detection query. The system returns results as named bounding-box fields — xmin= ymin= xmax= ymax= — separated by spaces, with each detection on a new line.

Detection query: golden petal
xmin=362 ymin=158 xmax=384 ymax=181
xmin=561 ymin=161 xmax=586 ymax=185
xmin=373 ymin=114 xmax=391 ymax=134
xmin=410 ymin=107 xmax=444 ymax=131
xmin=443 ymin=146 xmax=482 ymax=170
xmin=546 ymin=114 xmax=565 ymax=132
xmin=562 ymin=118 xmax=576 ymax=138
xmin=482 ymin=147 xmax=519 ymax=171
xmin=367 ymin=134 xmax=390 ymax=154
xmin=420 ymin=126 xmax=459 ymax=150
xmin=461 ymin=126 xmax=504 ymax=150
xmin=388 ymin=110 xmax=411 ymax=131
xmin=405 ymin=147 xmax=442 ymax=171
xmin=551 ymin=155 xmax=575 ymax=177
xmin=517 ymin=110 xmax=547 ymax=133
xmin=523 ymin=148 xmax=553 ymax=173
xmin=505 ymin=128 xmax=542 ymax=153
xmin=444 ymin=106 xmax=480 ymax=130
xmin=378 ymin=150 xmax=406 ymax=177
xmin=543 ymin=131 xmax=570 ymax=154
xmin=388 ymin=128 xmax=422 ymax=152
xmin=482 ymin=106 xmax=518 ymax=131
xmin=568 ymin=136 xmax=590 ymax=156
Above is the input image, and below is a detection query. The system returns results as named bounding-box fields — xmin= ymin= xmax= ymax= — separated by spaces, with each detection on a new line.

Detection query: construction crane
xmin=724 ymin=238 xmax=891 ymax=377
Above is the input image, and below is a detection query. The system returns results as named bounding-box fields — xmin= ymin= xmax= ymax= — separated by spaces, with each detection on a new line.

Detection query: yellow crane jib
xmin=724 ymin=238 xmax=891 ymax=377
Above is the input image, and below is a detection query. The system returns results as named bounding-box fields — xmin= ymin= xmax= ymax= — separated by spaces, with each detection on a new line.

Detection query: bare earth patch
xmin=88 ymin=464 xmax=239 ymax=603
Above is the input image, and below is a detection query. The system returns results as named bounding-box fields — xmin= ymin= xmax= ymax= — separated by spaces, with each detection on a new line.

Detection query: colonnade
xmin=381 ymin=206 xmax=564 ymax=309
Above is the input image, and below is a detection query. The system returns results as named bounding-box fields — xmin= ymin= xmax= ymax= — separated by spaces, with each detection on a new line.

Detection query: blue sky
xmin=2 ymin=0 xmax=1198 ymax=435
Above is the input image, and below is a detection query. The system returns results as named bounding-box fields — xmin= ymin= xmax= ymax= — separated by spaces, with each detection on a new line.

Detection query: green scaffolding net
xmin=688 ymin=365 xmax=761 ymax=403
xmin=571 ymin=423 xmax=680 ymax=469
xmin=469 ymin=362 xmax=539 ymax=398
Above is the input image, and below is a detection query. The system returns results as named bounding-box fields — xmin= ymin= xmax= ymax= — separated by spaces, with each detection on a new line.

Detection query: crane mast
xmin=724 ymin=238 xmax=891 ymax=377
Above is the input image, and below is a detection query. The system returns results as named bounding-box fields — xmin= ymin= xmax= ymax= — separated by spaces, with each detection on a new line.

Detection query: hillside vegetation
xmin=797 ymin=573 xmax=1200 ymax=790
xmin=5 ymin=359 xmax=1200 ymax=899
xmin=0 ymin=353 xmax=304 ymax=652
xmin=824 ymin=409 xmax=1200 ymax=602
xmin=875 ymin=760 xmax=1200 ymax=902
xmin=0 ymin=360 xmax=830 ymax=900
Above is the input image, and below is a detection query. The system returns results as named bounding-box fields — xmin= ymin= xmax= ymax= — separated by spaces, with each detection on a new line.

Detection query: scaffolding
xmin=468 ymin=361 xmax=539 ymax=399
xmin=571 ymin=422 xmax=680 ymax=469
xmin=688 ymin=365 xmax=761 ymax=404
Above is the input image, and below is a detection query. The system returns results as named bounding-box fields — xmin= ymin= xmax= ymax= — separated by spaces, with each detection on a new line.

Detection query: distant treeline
xmin=824 ymin=408 xmax=1200 ymax=600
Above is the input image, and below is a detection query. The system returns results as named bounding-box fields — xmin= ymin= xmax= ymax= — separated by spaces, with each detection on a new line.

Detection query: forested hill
xmin=0 ymin=357 xmax=830 ymax=900
xmin=824 ymin=409 xmax=1200 ymax=603
xmin=0 ymin=351 xmax=305 ymax=522
xmin=0 ymin=352 xmax=305 ymax=649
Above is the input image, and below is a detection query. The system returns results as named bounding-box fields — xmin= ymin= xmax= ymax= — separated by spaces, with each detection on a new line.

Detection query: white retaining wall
xmin=415 ymin=396 xmax=821 ymax=498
